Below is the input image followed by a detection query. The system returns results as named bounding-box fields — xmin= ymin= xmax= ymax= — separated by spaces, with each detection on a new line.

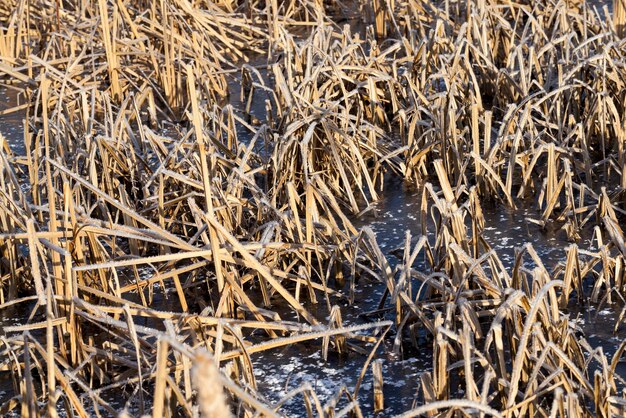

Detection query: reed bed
xmin=0 ymin=0 xmax=625 ymax=416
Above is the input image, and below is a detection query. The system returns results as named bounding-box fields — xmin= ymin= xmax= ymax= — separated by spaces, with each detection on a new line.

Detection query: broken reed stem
xmin=373 ymin=359 xmax=384 ymax=412
xmin=616 ymin=0 xmax=626 ymax=37
xmin=97 ymin=0 xmax=121 ymax=102
xmin=193 ymin=351 xmax=233 ymax=418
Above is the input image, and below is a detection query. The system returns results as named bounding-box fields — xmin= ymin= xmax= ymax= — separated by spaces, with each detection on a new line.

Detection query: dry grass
xmin=0 ymin=0 xmax=625 ymax=416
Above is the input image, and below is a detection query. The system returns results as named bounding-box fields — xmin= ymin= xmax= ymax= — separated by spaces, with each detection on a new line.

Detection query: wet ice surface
xmin=226 ymin=56 xmax=274 ymax=156
xmin=589 ymin=0 xmax=614 ymax=13
xmin=253 ymin=347 xmax=430 ymax=415
xmin=0 ymin=86 xmax=26 ymax=156
xmin=353 ymin=181 xmax=578 ymax=269
xmin=252 ymin=180 xmax=624 ymax=416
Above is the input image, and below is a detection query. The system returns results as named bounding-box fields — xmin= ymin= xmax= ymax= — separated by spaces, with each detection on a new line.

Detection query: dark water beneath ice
xmin=247 ymin=177 xmax=625 ymax=415
xmin=0 ymin=85 xmax=26 ymax=156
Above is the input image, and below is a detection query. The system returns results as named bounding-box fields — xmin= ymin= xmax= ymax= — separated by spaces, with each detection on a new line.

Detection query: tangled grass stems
xmin=0 ymin=0 xmax=626 ymax=416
